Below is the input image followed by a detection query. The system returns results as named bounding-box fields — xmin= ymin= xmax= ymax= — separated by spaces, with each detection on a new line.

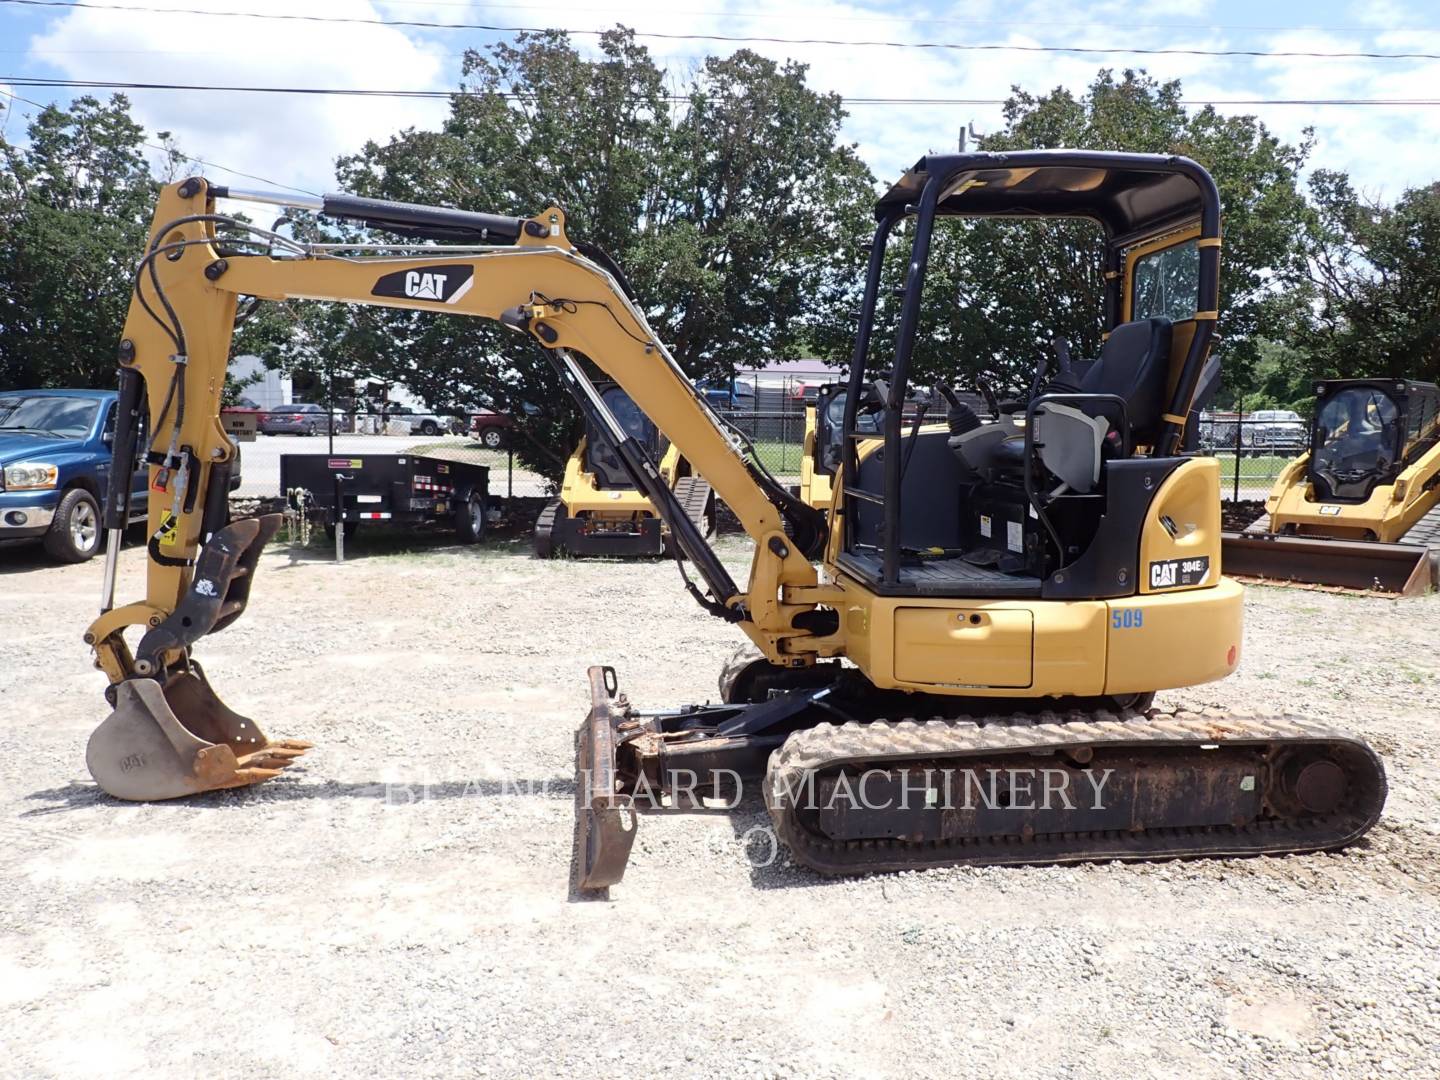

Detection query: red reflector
xmin=1226 ymin=645 xmax=1238 ymax=666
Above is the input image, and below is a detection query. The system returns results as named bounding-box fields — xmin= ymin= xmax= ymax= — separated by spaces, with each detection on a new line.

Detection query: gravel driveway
xmin=2 ymin=534 xmax=1437 ymax=1078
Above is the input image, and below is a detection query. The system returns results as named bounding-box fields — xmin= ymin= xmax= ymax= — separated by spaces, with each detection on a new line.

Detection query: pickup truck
xmin=380 ymin=404 xmax=467 ymax=437
xmin=0 ymin=388 xmax=240 ymax=563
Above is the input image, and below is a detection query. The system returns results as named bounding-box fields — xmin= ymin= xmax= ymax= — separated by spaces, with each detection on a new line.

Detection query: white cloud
xmin=29 ymin=0 xmax=451 ymax=194
xmin=1246 ymin=26 xmax=1440 ymax=200
xmin=21 ymin=0 xmax=1440 ymax=201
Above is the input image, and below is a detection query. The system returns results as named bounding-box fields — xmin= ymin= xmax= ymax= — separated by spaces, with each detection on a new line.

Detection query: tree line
xmin=2 ymin=28 xmax=1437 ymax=477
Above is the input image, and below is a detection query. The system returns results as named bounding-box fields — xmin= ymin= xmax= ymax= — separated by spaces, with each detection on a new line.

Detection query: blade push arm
xmin=88 ymin=178 xmax=829 ymax=685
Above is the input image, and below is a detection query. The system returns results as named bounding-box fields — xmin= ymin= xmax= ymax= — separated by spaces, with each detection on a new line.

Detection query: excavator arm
xmin=85 ymin=177 xmax=827 ymax=801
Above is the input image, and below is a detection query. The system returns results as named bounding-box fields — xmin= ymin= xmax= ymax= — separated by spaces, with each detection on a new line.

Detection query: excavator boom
xmin=86 ymin=178 xmax=825 ymax=803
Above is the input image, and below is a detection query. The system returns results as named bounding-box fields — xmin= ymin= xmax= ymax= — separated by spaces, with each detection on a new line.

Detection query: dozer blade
xmin=87 ymin=664 xmax=311 ymax=801
xmin=1222 ymin=531 xmax=1434 ymax=596
xmin=574 ymin=665 xmax=637 ymax=890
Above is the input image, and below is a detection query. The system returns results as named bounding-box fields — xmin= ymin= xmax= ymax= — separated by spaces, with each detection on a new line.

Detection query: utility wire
xmin=7 ymin=77 xmax=1440 ymax=109
xmin=0 ymin=84 xmax=322 ymax=193
xmin=3 ymin=0 xmax=1440 ymax=61
xmin=210 ymin=0 xmax=1440 ymax=35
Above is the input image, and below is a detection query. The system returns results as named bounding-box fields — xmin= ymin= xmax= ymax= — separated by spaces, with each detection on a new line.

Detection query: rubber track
xmin=1402 ymin=502 xmax=1440 ymax=548
xmin=533 ymin=498 xmax=561 ymax=558
xmin=764 ymin=709 xmax=1387 ymax=875
xmin=1242 ymin=510 xmax=1271 ymax=535
xmin=673 ymin=475 xmax=715 ymax=536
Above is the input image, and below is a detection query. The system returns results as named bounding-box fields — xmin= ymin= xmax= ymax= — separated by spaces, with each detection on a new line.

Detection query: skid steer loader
xmin=798 ymin=385 xmax=846 ymax=513
xmin=534 ymin=382 xmax=715 ymax=558
xmin=1222 ymin=378 xmax=1440 ymax=595
xmin=84 ymin=153 xmax=1386 ymax=889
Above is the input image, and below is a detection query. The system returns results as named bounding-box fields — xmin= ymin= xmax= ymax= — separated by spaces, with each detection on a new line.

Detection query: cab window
xmin=1131 ymin=238 xmax=1199 ymax=322
xmin=1405 ymin=389 xmax=1437 ymax=458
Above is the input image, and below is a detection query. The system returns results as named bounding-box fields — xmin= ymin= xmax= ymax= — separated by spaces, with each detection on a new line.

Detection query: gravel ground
xmin=2 ymin=532 xmax=1439 ymax=1079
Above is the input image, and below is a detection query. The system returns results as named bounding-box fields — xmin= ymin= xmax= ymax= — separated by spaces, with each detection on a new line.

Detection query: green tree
xmin=1238 ymin=338 xmax=1314 ymax=412
xmin=1300 ymin=171 xmax=1440 ymax=386
xmin=273 ymin=28 xmax=873 ymax=480
xmin=0 ymin=95 xmax=182 ymax=389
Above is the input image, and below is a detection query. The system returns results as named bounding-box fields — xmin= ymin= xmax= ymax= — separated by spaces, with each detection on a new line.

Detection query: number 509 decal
xmin=1111 ymin=608 xmax=1144 ymax=629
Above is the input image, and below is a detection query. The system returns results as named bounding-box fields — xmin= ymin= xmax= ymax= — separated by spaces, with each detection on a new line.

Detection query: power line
xmin=4 ymin=0 xmax=1440 ymax=61
xmin=213 ymin=0 xmax=1440 ymax=36
xmin=72 ymin=0 xmax=1439 ymax=37
xmin=0 ymin=85 xmax=321 ymax=193
xmin=7 ymin=76 xmax=1440 ymax=109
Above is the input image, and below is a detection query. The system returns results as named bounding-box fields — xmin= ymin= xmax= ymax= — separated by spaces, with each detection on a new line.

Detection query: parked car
xmin=259 ymin=402 xmax=332 ymax=436
xmin=0 ymin=389 xmax=144 ymax=562
xmin=695 ymin=377 xmax=757 ymax=409
xmin=469 ymin=409 xmax=514 ymax=449
xmin=1248 ymin=409 xmax=1308 ymax=450
xmin=788 ymin=379 xmax=827 ymax=404
xmin=379 ymin=404 xmax=466 ymax=437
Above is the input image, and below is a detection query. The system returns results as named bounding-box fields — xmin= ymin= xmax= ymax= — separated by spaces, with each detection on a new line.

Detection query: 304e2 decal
xmin=1148 ymin=555 xmax=1211 ymax=590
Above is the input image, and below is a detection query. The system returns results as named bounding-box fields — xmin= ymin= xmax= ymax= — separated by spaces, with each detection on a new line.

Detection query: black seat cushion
xmin=1079 ymin=317 xmax=1173 ymax=446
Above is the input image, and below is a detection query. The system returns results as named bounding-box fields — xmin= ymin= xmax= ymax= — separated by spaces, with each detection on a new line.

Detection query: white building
xmin=229 ymin=354 xmax=291 ymax=410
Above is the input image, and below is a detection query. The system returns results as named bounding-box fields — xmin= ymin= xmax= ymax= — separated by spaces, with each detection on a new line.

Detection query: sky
xmin=2 ymin=0 xmax=1439 ymax=202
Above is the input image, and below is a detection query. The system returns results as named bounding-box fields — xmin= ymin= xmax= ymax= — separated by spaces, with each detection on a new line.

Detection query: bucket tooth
xmin=87 ymin=664 xmax=308 ymax=801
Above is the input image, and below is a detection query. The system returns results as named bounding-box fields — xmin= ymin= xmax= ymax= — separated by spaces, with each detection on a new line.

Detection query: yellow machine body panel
xmin=1139 ymin=457 xmax=1224 ymax=593
xmin=559 ymin=436 xmax=680 ymax=519
xmin=825 ymin=571 xmax=1241 ymax=697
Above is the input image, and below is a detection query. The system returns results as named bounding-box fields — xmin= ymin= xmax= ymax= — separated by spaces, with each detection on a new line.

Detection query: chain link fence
xmin=228 ymin=383 xmax=1308 ymax=515
xmin=230 ymin=370 xmax=833 ymax=507
xmin=1195 ymin=411 xmax=1312 ymax=503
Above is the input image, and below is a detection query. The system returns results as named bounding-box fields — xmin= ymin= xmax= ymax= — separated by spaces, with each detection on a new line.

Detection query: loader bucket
xmin=87 ymin=663 xmax=310 ymax=801
xmin=1222 ymin=531 xmax=1436 ymax=597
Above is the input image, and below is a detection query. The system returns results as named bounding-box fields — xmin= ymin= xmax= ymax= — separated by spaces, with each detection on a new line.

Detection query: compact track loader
xmin=85 ymin=154 xmax=1386 ymax=889
xmin=534 ymin=383 xmax=714 ymax=558
xmin=1222 ymin=378 xmax=1440 ymax=595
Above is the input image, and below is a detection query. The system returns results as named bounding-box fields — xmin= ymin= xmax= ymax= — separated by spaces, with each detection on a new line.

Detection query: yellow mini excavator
xmin=534 ymin=382 xmax=715 ymax=557
xmin=84 ymin=153 xmax=1386 ymax=888
xmin=1223 ymin=378 xmax=1440 ymax=595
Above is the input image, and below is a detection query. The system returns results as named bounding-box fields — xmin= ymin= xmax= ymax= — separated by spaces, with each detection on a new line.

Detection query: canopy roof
xmin=875 ymin=150 xmax=1217 ymax=244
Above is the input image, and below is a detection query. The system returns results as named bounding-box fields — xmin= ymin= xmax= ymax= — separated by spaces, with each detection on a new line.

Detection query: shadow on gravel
xmin=268 ymin=529 xmax=536 ymax=566
xmin=721 ymin=793 xmax=841 ymax=892
xmin=22 ymin=775 xmax=576 ymax=817
xmin=0 ymin=543 xmax=63 ymax=576
xmin=0 ymin=526 xmax=148 ymax=576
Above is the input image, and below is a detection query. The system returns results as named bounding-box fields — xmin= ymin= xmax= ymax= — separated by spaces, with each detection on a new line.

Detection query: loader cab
xmin=837 ymin=151 xmax=1221 ymax=600
xmin=1308 ymin=379 xmax=1440 ymax=503
xmin=813 ymin=384 xmax=878 ymax=478
xmin=585 ymin=383 xmax=662 ymax=489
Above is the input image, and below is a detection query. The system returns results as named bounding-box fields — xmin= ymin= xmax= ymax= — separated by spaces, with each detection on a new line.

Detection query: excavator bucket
xmin=87 ymin=513 xmax=311 ymax=800
xmin=87 ymin=664 xmax=312 ymax=800
xmin=1222 ymin=532 xmax=1436 ymax=597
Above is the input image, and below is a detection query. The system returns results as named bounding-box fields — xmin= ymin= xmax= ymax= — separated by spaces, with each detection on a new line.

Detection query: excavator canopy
xmin=875 ymin=150 xmax=1213 ymax=242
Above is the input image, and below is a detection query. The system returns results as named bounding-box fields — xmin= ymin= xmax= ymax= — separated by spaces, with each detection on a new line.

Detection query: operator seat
xmin=951 ymin=317 xmax=1173 ymax=489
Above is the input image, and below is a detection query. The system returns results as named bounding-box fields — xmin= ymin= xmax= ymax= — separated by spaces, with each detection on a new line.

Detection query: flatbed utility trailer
xmin=281 ymin=452 xmax=489 ymax=543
